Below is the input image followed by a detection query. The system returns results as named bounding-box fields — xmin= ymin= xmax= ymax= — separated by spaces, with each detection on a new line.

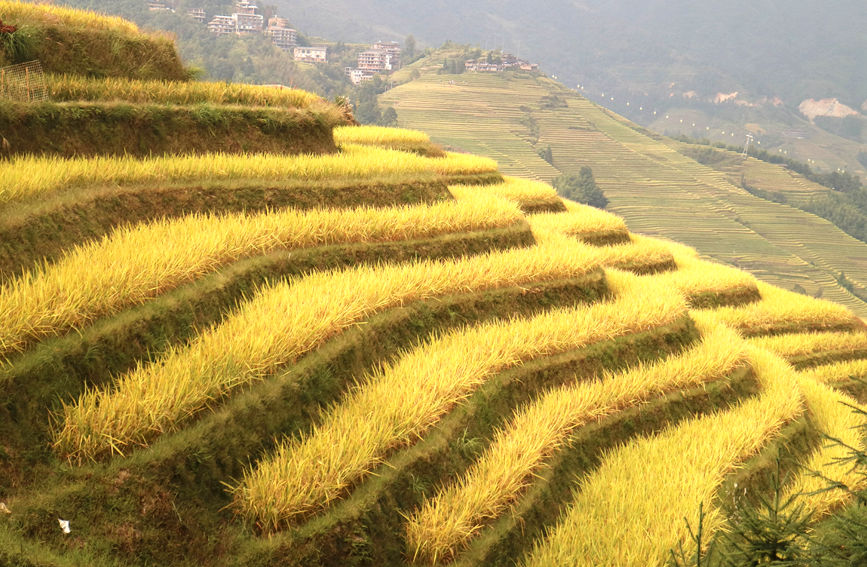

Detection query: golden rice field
xmin=335 ymin=125 xmax=447 ymax=156
xmin=52 ymin=238 xmax=607 ymax=461
xmin=0 ymin=190 xmax=520 ymax=357
xmin=799 ymin=358 xmax=867 ymax=385
xmin=0 ymin=0 xmax=140 ymax=34
xmin=448 ymin=177 xmax=566 ymax=213
xmin=749 ymin=330 xmax=867 ymax=360
xmin=1 ymin=83 xmax=866 ymax=566
xmin=46 ymin=74 xmax=322 ymax=108
xmin=334 ymin=125 xmax=432 ymax=146
xmin=406 ymin=316 xmax=747 ymax=562
xmin=655 ymin=252 xmax=760 ymax=304
xmin=0 ymin=144 xmax=498 ymax=205
xmin=785 ymin=377 xmax=867 ymax=516
xmin=696 ymin=282 xmax=862 ymax=335
xmin=232 ymin=271 xmax=687 ymax=530
xmin=522 ymin=345 xmax=805 ymax=567
xmin=528 ymin=198 xmax=628 ymax=238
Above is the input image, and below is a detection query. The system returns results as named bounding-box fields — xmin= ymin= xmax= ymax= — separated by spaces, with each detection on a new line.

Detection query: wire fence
xmin=0 ymin=60 xmax=48 ymax=103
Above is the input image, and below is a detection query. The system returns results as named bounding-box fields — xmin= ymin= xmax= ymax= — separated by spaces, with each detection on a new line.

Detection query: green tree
xmin=537 ymin=144 xmax=553 ymax=165
xmin=553 ymin=167 xmax=608 ymax=208
xmin=404 ymin=34 xmax=416 ymax=61
xmin=668 ymin=460 xmax=812 ymax=567
xmin=380 ymin=106 xmax=398 ymax=126
xmin=719 ymin=473 xmax=812 ymax=565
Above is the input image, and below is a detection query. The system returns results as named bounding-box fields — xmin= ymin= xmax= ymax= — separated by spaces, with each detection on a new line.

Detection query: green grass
xmin=0 ymin=100 xmax=344 ymax=158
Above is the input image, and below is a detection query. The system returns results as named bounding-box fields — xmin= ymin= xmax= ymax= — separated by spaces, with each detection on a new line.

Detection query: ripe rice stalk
xmin=0 ymin=192 xmax=520 ymax=357
xmin=522 ymin=345 xmax=805 ymax=567
xmin=231 ymin=271 xmax=687 ymax=532
xmin=51 ymin=237 xmax=612 ymax=462
xmin=784 ymin=377 xmax=867 ymax=516
xmin=798 ymin=358 xmax=867 ymax=385
xmin=655 ymin=254 xmax=758 ymax=297
xmin=0 ymin=0 xmax=140 ymax=35
xmin=334 ymin=126 xmax=446 ymax=156
xmin=334 ymin=125 xmax=431 ymax=146
xmin=528 ymin=228 xmax=674 ymax=272
xmin=46 ymin=74 xmax=321 ymax=109
xmin=405 ymin=315 xmax=748 ymax=563
xmin=528 ymin=197 xmax=627 ymax=237
xmin=0 ymin=144 xmax=498 ymax=205
xmin=748 ymin=331 xmax=867 ymax=360
xmin=588 ymin=234 xmax=674 ymax=271
xmin=695 ymin=282 xmax=860 ymax=335
xmin=451 ymin=177 xmax=565 ymax=211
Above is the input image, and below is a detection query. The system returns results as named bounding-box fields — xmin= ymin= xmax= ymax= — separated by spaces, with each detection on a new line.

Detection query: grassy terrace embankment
xmin=0 ymin=74 xmax=350 ymax=159
xmin=0 ymin=100 xmax=343 ymax=157
xmin=0 ymin=75 xmax=351 ymax=159
xmin=1 ymin=11 xmax=866 ymax=564
xmin=0 ymin=1 xmax=186 ymax=79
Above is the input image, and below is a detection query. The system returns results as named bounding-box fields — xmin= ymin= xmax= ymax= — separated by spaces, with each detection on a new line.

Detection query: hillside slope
xmin=274 ymin=0 xmax=867 ymax=174
xmin=379 ymin=60 xmax=867 ymax=319
xmin=275 ymin=0 xmax=867 ymax=107
xmin=1 ymin=7 xmax=866 ymax=567
xmin=2 ymin=125 xmax=866 ymax=567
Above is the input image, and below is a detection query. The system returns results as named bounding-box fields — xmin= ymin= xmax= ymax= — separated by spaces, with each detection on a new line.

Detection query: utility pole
xmin=742 ymin=133 xmax=754 ymax=157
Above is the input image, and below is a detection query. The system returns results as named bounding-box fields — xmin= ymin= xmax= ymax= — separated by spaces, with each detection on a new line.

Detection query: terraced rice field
xmin=380 ymin=71 xmax=867 ymax=319
xmin=674 ymin=141 xmax=829 ymax=203
xmin=1 ymin=25 xmax=866 ymax=563
xmin=2 ymin=121 xmax=866 ymax=566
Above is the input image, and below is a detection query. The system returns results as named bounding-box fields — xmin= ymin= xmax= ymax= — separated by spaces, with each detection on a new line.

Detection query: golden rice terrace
xmin=0 ymin=5 xmax=865 ymax=567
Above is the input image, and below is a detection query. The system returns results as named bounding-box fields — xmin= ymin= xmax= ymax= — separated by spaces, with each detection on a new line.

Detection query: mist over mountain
xmin=277 ymin=0 xmax=866 ymax=110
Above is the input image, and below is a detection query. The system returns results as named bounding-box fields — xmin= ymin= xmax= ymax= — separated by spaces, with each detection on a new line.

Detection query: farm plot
xmin=51 ymin=238 xmax=612 ymax=462
xmin=0 ymin=191 xmax=520 ymax=357
xmin=1 ymin=119 xmax=866 ymax=567
xmin=381 ymin=69 xmax=867 ymax=318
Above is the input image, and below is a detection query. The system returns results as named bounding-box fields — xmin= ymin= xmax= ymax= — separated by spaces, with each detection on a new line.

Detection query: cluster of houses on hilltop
xmin=345 ymin=41 xmax=402 ymax=85
xmin=146 ymin=1 xmax=402 ymax=77
xmin=205 ymin=1 xmax=301 ymax=52
xmin=147 ymin=1 xmax=303 ymax=55
xmin=464 ymin=53 xmax=539 ymax=73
